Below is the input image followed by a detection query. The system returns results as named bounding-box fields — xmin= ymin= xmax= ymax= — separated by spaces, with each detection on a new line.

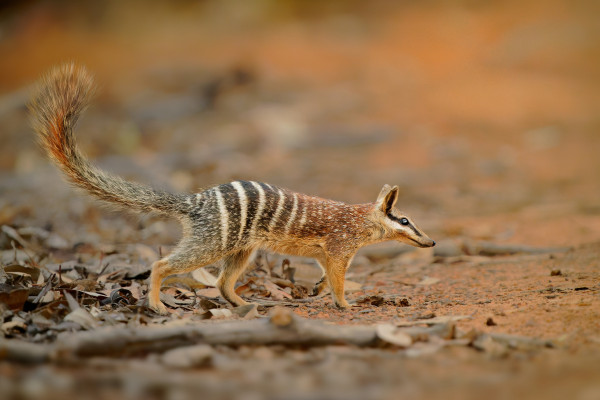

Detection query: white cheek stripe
xmin=387 ymin=216 xmax=422 ymax=238
xmin=387 ymin=216 xmax=410 ymax=232
xmin=389 ymin=220 xmax=407 ymax=231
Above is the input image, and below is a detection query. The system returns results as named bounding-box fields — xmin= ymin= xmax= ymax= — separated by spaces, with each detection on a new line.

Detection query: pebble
xmin=161 ymin=345 xmax=213 ymax=368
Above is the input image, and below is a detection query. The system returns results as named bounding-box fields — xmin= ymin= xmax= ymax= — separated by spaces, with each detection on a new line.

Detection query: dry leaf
xmin=1 ymin=319 xmax=27 ymax=335
xmin=262 ymin=280 xmax=292 ymax=300
xmin=0 ymin=286 xmax=29 ymax=311
xmin=196 ymin=288 xmax=221 ymax=298
xmin=205 ymin=308 xmax=232 ymax=319
xmin=3 ymin=265 xmax=40 ymax=282
xmin=232 ymin=304 xmax=259 ymax=319
xmin=192 ymin=268 xmax=218 ymax=287
xmin=64 ymin=308 xmax=99 ymax=330
xmin=131 ymin=244 xmax=159 ymax=264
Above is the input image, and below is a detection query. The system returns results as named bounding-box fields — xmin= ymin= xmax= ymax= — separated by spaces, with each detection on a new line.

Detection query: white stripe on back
xmin=250 ymin=181 xmax=265 ymax=238
xmin=298 ymin=199 xmax=307 ymax=228
xmin=231 ymin=181 xmax=248 ymax=243
xmin=214 ymin=188 xmax=229 ymax=249
xmin=284 ymin=193 xmax=298 ymax=235
xmin=269 ymin=189 xmax=286 ymax=230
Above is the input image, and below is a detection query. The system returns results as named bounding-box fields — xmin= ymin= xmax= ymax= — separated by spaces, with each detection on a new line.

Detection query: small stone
xmin=252 ymin=346 xmax=275 ymax=360
xmin=161 ymin=345 xmax=213 ymax=368
xmin=46 ymin=233 xmax=69 ymax=249
xmin=396 ymin=298 xmax=410 ymax=307
xmin=550 ymin=269 xmax=562 ymax=276
xmin=269 ymin=306 xmax=293 ymax=327
xmin=356 ymin=295 xmax=385 ymax=307
xmin=473 ymin=334 xmax=509 ymax=358
xmin=415 ymin=312 xmax=436 ymax=320
xmin=417 ymin=277 xmax=440 ymax=286
xmin=485 ymin=317 xmax=497 ymax=326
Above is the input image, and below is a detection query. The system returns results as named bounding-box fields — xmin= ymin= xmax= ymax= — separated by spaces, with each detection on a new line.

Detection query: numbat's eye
xmin=400 ymin=218 xmax=409 ymax=226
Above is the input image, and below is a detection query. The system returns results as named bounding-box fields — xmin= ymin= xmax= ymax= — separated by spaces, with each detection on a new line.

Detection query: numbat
xmin=29 ymin=64 xmax=435 ymax=314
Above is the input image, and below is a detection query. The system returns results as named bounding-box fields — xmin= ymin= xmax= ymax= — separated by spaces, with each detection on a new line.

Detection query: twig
xmin=53 ymin=308 xmax=378 ymax=358
xmin=464 ymin=241 xmax=570 ymax=256
xmin=3 ymin=226 xmax=43 ymax=269
xmin=97 ymin=262 xmax=111 ymax=277
xmin=1 ymin=309 xmax=554 ymax=364
xmin=32 ymin=278 xmax=53 ymax=304
xmin=0 ymin=339 xmax=51 ymax=363
xmin=488 ymin=333 xmax=554 ymax=350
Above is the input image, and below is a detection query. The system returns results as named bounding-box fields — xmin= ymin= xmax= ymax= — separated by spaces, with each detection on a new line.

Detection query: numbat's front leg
xmin=324 ymin=256 xmax=352 ymax=309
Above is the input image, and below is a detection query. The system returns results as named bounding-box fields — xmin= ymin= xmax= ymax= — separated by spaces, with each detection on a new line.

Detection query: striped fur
xmin=30 ymin=64 xmax=435 ymax=314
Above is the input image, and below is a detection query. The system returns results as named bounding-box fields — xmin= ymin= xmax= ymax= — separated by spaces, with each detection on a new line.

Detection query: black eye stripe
xmin=387 ymin=214 xmax=423 ymax=237
xmin=387 ymin=214 xmax=406 ymax=224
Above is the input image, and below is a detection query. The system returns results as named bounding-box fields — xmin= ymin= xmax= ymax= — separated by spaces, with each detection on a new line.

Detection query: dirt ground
xmin=0 ymin=1 xmax=599 ymax=399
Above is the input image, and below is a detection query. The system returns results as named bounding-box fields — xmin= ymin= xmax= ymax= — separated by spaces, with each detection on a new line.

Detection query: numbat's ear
xmin=376 ymin=184 xmax=399 ymax=214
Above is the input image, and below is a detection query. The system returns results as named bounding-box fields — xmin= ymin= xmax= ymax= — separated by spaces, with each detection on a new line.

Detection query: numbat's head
xmin=371 ymin=184 xmax=436 ymax=248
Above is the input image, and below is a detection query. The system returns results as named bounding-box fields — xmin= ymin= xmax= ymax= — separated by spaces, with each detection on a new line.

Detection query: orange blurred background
xmin=0 ymin=0 xmax=599 ymax=246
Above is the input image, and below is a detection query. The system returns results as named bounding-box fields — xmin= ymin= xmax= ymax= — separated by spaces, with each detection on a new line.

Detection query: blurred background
xmin=1 ymin=2 xmax=600 ymax=400
xmin=0 ymin=0 xmax=599 ymax=247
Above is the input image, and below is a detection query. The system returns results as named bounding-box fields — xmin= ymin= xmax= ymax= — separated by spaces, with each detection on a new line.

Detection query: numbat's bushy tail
xmin=30 ymin=63 xmax=435 ymax=315
xmin=29 ymin=63 xmax=186 ymax=215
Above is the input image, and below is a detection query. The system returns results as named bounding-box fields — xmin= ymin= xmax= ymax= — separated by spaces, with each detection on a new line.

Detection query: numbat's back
xmin=29 ymin=63 xmax=436 ymax=314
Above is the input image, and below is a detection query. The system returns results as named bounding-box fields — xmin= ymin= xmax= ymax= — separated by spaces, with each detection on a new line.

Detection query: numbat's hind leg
xmin=312 ymin=275 xmax=328 ymax=296
xmin=148 ymin=245 xmax=219 ymax=314
xmin=148 ymin=259 xmax=172 ymax=314
xmin=216 ymin=249 xmax=255 ymax=307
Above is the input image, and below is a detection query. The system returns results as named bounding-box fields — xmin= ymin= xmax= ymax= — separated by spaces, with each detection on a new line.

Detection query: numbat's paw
xmin=311 ymin=277 xmax=327 ymax=297
xmin=149 ymin=300 xmax=168 ymax=315
xmin=334 ymin=300 xmax=351 ymax=309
